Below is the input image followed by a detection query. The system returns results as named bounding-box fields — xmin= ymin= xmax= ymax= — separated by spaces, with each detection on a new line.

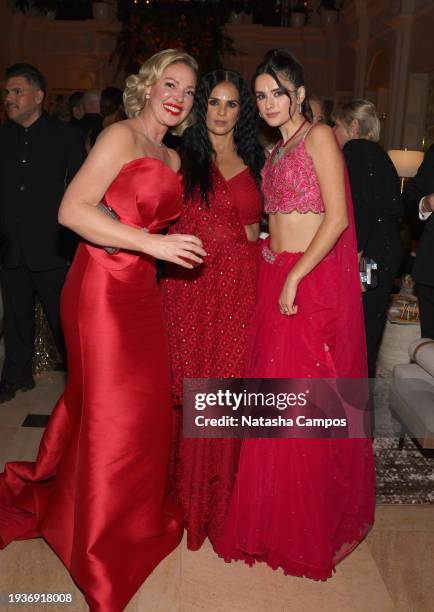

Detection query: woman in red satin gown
xmin=215 ymin=49 xmax=375 ymax=580
xmin=162 ymin=70 xmax=264 ymax=551
xmin=0 ymin=50 xmax=206 ymax=612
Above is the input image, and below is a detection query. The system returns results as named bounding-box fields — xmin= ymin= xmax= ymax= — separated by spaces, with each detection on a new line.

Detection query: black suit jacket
xmin=0 ymin=112 xmax=86 ymax=270
xmin=403 ymin=145 xmax=434 ymax=287
xmin=343 ymin=139 xmax=403 ymax=265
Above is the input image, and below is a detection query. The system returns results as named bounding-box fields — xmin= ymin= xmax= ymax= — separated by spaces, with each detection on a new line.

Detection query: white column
xmin=353 ymin=0 xmax=369 ymax=97
xmin=401 ymin=73 xmax=430 ymax=149
xmin=385 ymin=0 xmax=416 ymax=149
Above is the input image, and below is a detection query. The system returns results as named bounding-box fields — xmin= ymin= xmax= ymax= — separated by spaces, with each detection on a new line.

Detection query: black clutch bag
xmin=96 ymin=202 xmax=120 ymax=254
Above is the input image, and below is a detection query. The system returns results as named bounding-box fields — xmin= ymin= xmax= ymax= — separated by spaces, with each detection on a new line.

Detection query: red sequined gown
xmin=0 ymin=158 xmax=183 ymax=612
xmin=215 ymin=133 xmax=376 ymax=580
xmin=162 ymin=165 xmax=262 ymax=550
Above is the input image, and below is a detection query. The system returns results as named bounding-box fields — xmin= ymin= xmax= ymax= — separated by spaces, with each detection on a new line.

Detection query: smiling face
xmin=2 ymin=76 xmax=44 ymax=127
xmin=254 ymin=72 xmax=305 ymax=129
xmin=206 ymin=80 xmax=240 ymax=137
xmin=146 ymin=61 xmax=196 ymax=128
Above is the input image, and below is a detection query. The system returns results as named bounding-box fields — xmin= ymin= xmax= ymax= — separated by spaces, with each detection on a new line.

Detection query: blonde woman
xmin=0 ymin=50 xmax=205 ymax=612
xmin=333 ymin=99 xmax=404 ymax=377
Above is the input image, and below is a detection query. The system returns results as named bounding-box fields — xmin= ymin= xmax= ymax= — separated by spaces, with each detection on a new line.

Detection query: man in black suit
xmin=404 ymin=144 xmax=434 ymax=339
xmin=0 ymin=63 xmax=86 ymax=402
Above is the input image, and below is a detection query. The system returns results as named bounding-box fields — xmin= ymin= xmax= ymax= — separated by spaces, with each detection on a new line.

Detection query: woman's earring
xmin=258 ymin=111 xmax=262 ymax=118
xmin=145 ymin=93 xmax=150 ymax=101
xmin=298 ymin=102 xmax=302 ymax=114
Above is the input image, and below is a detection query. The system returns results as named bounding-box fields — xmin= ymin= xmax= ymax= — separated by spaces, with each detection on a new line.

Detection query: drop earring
xmin=145 ymin=93 xmax=150 ymax=101
xmin=298 ymin=102 xmax=302 ymax=114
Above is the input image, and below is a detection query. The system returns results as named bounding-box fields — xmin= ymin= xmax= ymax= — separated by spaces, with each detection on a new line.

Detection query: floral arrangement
xmin=114 ymin=1 xmax=236 ymax=76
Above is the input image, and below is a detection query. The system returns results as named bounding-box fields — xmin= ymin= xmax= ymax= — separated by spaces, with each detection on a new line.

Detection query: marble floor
xmin=0 ymin=371 xmax=433 ymax=612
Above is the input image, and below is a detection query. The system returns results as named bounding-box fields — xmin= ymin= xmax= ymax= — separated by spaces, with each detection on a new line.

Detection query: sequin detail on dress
xmin=262 ymin=138 xmax=325 ymax=215
xmin=262 ymin=242 xmax=277 ymax=264
xmin=162 ymin=166 xmax=261 ymax=552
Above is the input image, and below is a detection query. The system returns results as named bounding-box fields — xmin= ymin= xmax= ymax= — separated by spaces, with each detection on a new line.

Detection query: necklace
xmin=137 ymin=115 xmax=164 ymax=148
xmin=274 ymin=119 xmax=308 ymax=162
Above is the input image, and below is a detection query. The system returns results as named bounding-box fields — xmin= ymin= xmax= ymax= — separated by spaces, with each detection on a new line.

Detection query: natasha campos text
xmin=195 ymin=415 xmax=348 ymax=428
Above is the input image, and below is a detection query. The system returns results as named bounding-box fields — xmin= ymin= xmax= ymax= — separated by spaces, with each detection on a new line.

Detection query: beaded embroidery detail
xmin=262 ymin=139 xmax=325 ymax=215
xmin=262 ymin=243 xmax=277 ymax=264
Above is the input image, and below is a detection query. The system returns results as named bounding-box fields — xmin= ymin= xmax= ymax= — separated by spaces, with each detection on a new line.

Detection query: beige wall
xmin=1 ymin=2 xmax=337 ymax=98
xmin=0 ymin=1 xmax=120 ymax=93
xmin=337 ymin=0 xmax=434 ymax=148
xmin=223 ymin=24 xmax=337 ymax=99
xmin=1 ymin=0 xmax=434 ymax=146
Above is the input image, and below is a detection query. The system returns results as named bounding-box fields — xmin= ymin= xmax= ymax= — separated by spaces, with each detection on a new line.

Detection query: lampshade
xmin=387 ymin=149 xmax=424 ymax=178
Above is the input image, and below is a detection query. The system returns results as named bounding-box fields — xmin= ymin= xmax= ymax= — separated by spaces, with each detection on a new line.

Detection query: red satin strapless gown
xmin=0 ymin=158 xmax=183 ymax=612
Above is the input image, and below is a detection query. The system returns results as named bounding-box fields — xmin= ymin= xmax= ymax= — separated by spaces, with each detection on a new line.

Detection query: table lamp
xmin=388 ymin=149 xmax=424 ymax=192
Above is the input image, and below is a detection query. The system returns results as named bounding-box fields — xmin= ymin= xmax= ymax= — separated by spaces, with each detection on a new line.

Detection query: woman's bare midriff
xmin=268 ymin=211 xmax=324 ymax=253
xmin=244 ymin=223 xmax=260 ymax=242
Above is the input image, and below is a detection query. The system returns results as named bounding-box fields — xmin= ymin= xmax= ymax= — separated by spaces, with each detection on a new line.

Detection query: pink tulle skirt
xmin=214 ymin=239 xmax=375 ymax=580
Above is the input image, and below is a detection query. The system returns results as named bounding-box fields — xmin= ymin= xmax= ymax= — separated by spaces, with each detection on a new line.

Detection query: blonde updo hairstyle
xmin=332 ymin=99 xmax=381 ymax=143
xmin=123 ymin=49 xmax=199 ymax=134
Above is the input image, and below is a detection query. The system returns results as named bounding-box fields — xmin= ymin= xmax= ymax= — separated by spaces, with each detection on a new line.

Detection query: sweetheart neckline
xmin=120 ymin=156 xmax=180 ymax=177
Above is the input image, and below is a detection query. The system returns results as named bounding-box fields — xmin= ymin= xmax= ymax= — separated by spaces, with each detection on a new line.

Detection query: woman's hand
xmin=143 ymin=233 xmax=206 ymax=268
xmin=279 ymin=275 xmax=299 ymax=316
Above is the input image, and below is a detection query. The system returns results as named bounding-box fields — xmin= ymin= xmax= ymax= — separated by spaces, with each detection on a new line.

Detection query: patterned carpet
xmin=374 ymin=436 xmax=434 ymax=504
xmin=372 ymin=373 xmax=434 ymax=504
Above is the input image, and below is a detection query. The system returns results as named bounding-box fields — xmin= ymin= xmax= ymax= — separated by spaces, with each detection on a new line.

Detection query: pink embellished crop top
xmin=262 ymin=125 xmax=325 ymax=215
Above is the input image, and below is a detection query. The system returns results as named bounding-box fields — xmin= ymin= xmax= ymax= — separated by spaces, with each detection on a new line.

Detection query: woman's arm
xmin=58 ymin=123 xmax=205 ymax=268
xmin=279 ymin=124 xmax=348 ymax=314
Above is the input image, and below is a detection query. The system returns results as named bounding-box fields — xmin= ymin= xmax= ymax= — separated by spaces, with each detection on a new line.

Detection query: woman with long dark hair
xmin=216 ymin=49 xmax=375 ymax=580
xmin=162 ymin=69 xmax=264 ymax=551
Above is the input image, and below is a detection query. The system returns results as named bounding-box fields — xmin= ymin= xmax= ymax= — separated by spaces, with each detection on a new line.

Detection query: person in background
xmin=88 ymin=86 xmax=125 ymax=147
xmin=162 ymin=69 xmax=264 ymax=551
xmin=333 ymin=99 xmax=404 ymax=376
xmin=308 ymin=94 xmax=325 ymax=123
xmin=100 ymin=86 xmax=125 ymax=127
xmin=78 ymin=89 xmax=102 ymax=147
xmin=68 ymin=91 xmax=84 ymax=124
xmin=0 ymin=63 xmax=85 ymax=403
xmin=403 ymin=144 xmax=434 ymax=339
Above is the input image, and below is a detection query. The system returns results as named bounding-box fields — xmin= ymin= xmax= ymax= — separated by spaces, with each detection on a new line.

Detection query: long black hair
xmin=253 ymin=49 xmax=313 ymax=123
xmin=182 ymin=69 xmax=265 ymax=204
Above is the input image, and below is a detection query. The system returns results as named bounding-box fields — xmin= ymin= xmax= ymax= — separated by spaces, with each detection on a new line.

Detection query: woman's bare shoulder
xmin=306 ymin=123 xmax=335 ymax=145
xmin=96 ymin=119 xmax=136 ymax=145
xmin=305 ymin=123 xmax=341 ymax=159
xmin=87 ymin=120 xmax=140 ymax=166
